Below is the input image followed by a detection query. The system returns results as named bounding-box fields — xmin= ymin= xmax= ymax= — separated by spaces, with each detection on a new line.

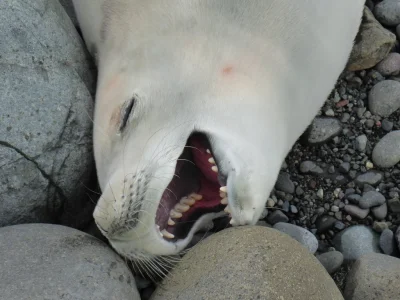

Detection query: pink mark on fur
xmin=221 ymin=65 xmax=234 ymax=76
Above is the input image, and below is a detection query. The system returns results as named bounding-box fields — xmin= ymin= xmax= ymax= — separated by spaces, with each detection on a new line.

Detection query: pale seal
xmin=72 ymin=0 xmax=365 ymax=264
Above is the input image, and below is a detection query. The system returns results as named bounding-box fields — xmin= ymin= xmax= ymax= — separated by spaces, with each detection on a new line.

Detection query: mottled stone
xmin=151 ymin=226 xmax=344 ymax=300
xmin=347 ymin=7 xmax=396 ymax=71
xmin=344 ymin=253 xmax=400 ymax=300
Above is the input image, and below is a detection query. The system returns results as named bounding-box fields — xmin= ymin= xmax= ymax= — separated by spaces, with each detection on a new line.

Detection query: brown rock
xmin=150 ymin=226 xmax=343 ymax=300
xmin=347 ymin=7 xmax=396 ymax=71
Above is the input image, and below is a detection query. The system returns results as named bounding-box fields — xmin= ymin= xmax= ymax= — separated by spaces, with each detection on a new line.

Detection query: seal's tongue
xmin=179 ymin=136 xmax=223 ymax=220
xmin=156 ymin=133 xmax=227 ymax=240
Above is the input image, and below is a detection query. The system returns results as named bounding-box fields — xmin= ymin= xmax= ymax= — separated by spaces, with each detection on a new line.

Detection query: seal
xmin=72 ymin=0 xmax=364 ymax=264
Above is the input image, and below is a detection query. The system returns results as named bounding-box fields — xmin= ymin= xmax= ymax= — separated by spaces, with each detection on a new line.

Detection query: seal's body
xmin=73 ymin=0 xmax=364 ymax=262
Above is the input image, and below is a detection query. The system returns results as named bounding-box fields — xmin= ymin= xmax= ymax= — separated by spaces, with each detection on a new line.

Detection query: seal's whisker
xmin=79 ymin=181 xmax=102 ymax=195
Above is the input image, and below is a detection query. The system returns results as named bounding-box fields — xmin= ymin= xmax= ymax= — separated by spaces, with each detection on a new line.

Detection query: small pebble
xmin=332 ymin=225 xmax=381 ymax=261
xmin=372 ymin=131 xmax=400 ymax=168
xmin=372 ymin=203 xmax=388 ymax=220
xmin=267 ymin=210 xmax=289 ymax=225
xmin=273 ymin=223 xmax=318 ymax=254
xmin=344 ymin=205 xmax=370 ymax=219
xmin=379 ymin=229 xmax=397 ymax=256
xmin=355 ymin=134 xmax=368 ymax=152
xmin=316 ymin=251 xmax=344 ymax=274
xmin=373 ymin=221 xmax=389 ymax=233
xmin=358 ymin=191 xmax=386 ymax=209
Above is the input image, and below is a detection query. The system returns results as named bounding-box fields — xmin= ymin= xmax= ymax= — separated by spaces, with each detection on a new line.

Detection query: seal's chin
xmin=155 ymin=133 xmax=228 ymax=242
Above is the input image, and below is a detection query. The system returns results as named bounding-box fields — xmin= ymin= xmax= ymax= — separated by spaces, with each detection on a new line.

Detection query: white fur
xmin=72 ymin=0 xmax=364 ymax=260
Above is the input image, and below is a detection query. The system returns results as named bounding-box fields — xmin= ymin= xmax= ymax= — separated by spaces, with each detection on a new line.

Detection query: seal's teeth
xmin=208 ymin=157 xmax=215 ymax=164
xmin=170 ymin=210 xmax=182 ymax=218
xmin=189 ymin=193 xmax=203 ymax=201
xmin=161 ymin=229 xmax=175 ymax=239
xmin=219 ymin=191 xmax=227 ymax=198
xmin=229 ymin=219 xmax=235 ymax=225
xmin=174 ymin=203 xmax=190 ymax=213
xmin=220 ymin=197 xmax=228 ymax=205
xmin=180 ymin=197 xmax=195 ymax=206
xmin=220 ymin=186 xmax=227 ymax=193
xmin=206 ymin=149 xmax=211 ymax=154
xmin=211 ymin=166 xmax=218 ymax=173
xmin=224 ymin=206 xmax=231 ymax=213
xmin=167 ymin=218 xmax=175 ymax=226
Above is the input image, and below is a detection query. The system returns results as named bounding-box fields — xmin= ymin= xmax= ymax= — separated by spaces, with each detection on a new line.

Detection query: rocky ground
xmin=2 ymin=0 xmax=400 ymax=300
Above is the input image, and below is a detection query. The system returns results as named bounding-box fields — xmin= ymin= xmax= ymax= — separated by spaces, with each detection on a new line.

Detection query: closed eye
xmin=119 ymin=97 xmax=136 ymax=132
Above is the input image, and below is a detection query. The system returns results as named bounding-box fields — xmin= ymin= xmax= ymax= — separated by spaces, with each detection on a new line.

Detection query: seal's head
xmin=82 ymin=0 xmax=364 ymax=271
xmin=92 ymin=34 xmax=288 ymax=263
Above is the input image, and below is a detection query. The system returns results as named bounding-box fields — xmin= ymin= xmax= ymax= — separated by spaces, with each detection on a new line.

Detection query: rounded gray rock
xmin=379 ymin=229 xmax=397 ymax=256
xmin=273 ymin=222 xmax=318 ymax=254
xmin=375 ymin=52 xmax=400 ymax=76
xmin=332 ymin=225 xmax=381 ymax=262
xmin=355 ymin=134 xmax=368 ymax=152
xmin=358 ymin=191 xmax=386 ymax=209
xmin=355 ymin=171 xmax=383 ymax=187
xmin=150 ymin=226 xmax=344 ymax=300
xmin=299 ymin=161 xmax=324 ymax=174
xmin=344 ymin=205 xmax=370 ymax=219
xmin=267 ymin=210 xmax=289 ymax=225
xmin=316 ymin=251 xmax=344 ymax=274
xmin=347 ymin=7 xmax=396 ymax=71
xmin=0 ymin=224 xmax=140 ymax=300
xmin=275 ymin=172 xmax=295 ymax=194
xmin=344 ymin=253 xmax=400 ymax=300
xmin=0 ymin=0 xmax=95 ymax=228
xmin=306 ymin=117 xmax=342 ymax=145
xmin=371 ymin=202 xmax=388 ymax=220
xmin=372 ymin=130 xmax=400 ymax=168
xmin=368 ymin=80 xmax=400 ymax=117
xmin=374 ymin=0 xmax=400 ymax=26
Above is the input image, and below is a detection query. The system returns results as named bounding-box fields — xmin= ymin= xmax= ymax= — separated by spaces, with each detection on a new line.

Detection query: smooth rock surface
xmin=151 ymin=226 xmax=343 ymax=300
xmin=374 ymin=52 xmax=400 ymax=76
xmin=332 ymin=225 xmax=381 ymax=261
xmin=371 ymin=202 xmax=388 ymax=220
xmin=267 ymin=210 xmax=289 ymax=225
xmin=368 ymin=80 xmax=400 ymax=117
xmin=379 ymin=229 xmax=398 ymax=256
xmin=0 ymin=224 xmax=139 ymax=300
xmin=355 ymin=171 xmax=383 ymax=187
xmin=344 ymin=205 xmax=370 ymax=219
xmin=0 ymin=0 xmax=95 ymax=228
xmin=316 ymin=251 xmax=344 ymax=274
xmin=347 ymin=7 xmax=396 ymax=71
xmin=358 ymin=191 xmax=386 ymax=209
xmin=344 ymin=253 xmax=400 ymax=300
xmin=305 ymin=117 xmax=342 ymax=145
xmin=374 ymin=0 xmax=400 ymax=26
xmin=273 ymin=222 xmax=318 ymax=254
xmin=372 ymin=130 xmax=400 ymax=168
xmin=275 ymin=172 xmax=295 ymax=194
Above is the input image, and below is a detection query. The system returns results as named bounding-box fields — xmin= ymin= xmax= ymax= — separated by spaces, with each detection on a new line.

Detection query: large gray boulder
xmin=0 ymin=224 xmax=140 ymax=300
xmin=151 ymin=226 xmax=343 ymax=300
xmin=344 ymin=253 xmax=400 ymax=300
xmin=347 ymin=7 xmax=396 ymax=71
xmin=0 ymin=0 xmax=96 ymax=228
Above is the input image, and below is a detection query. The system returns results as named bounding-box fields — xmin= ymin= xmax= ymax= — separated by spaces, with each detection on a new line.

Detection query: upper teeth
xmin=161 ymin=229 xmax=175 ymax=239
xmin=159 ymin=152 xmax=234 ymax=241
xmin=174 ymin=203 xmax=190 ymax=212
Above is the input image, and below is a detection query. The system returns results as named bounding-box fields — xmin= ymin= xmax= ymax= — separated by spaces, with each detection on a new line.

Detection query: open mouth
xmin=155 ymin=133 xmax=230 ymax=241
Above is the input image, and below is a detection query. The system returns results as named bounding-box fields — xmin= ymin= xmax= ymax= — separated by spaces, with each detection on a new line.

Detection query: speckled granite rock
xmin=150 ymin=226 xmax=343 ymax=300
